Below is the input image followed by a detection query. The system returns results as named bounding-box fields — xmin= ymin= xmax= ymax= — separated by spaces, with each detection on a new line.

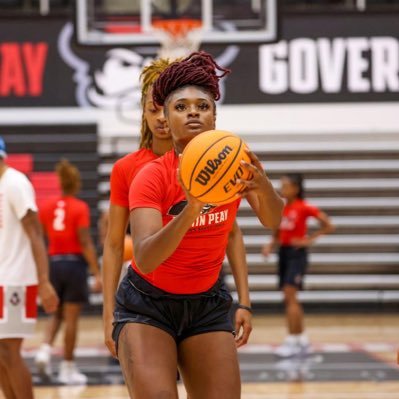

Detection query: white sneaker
xmin=57 ymin=361 xmax=88 ymax=385
xmin=298 ymin=342 xmax=313 ymax=356
xmin=34 ymin=344 xmax=52 ymax=377
xmin=275 ymin=338 xmax=301 ymax=358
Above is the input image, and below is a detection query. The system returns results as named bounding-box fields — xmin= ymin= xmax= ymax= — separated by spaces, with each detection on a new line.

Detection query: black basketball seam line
xmin=185 ymin=134 xmax=239 ymax=192
xmin=186 ymin=134 xmax=238 ymax=191
xmin=196 ymin=139 xmax=244 ymax=200
xmin=212 ymin=188 xmax=242 ymax=205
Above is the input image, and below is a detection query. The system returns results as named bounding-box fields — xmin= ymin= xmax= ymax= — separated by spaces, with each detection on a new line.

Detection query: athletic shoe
xmin=57 ymin=361 xmax=88 ymax=385
xmin=34 ymin=344 xmax=52 ymax=378
xmin=274 ymin=338 xmax=301 ymax=358
xmin=298 ymin=342 xmax=313 ymax=356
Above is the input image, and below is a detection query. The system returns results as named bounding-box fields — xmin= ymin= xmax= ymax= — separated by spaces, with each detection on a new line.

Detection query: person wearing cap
xmin=0 ymin=137 xmax=58 ymax=399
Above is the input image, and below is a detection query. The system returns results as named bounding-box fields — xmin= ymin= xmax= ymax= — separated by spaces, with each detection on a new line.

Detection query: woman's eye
xmin=198 ymin=103 xmax=210 ymax=110
xmin=175 ymin=103 xmax=186 ymax=111
xmin=148 ymin=108 xmax=157 ymax=113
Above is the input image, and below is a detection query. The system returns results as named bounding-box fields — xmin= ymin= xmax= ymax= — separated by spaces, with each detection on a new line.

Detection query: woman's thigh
xmin=118 ymin=323 xmax=179 ymax=399
xmin=178 ymin=331 xmax=240 ymax=399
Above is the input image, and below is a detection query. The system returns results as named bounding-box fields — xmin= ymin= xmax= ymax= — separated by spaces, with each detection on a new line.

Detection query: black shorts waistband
xmin=127 ymin=267 xmax=223 ymax=300
xmin=280 ymin=245 xmax=307 ymax=252
xmin=50 ymin=254 xmax=84 ymax=262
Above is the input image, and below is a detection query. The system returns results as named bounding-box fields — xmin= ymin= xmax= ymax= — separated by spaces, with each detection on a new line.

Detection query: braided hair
xmin=56 ymin=158 xmax=81 ymax=196
xmin=152 ymin=51 xmax=231 ymax=108
xmin=139 ymin=58 xmax=173 ymax=149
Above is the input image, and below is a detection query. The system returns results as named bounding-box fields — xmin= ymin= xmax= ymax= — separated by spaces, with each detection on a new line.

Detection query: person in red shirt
xmin=262 ymin=173 xmax=334 ymax=357
xmin=103 ymin=58 xmax=253 ymax=363
xmin=35 ymin=159 xmax=101 ymax=384
xmin=112 ymin=51 xmax=283 ymax=398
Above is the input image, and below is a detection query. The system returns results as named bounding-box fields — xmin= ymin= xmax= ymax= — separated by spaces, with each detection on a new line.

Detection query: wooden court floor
xmin=6 ymin=313 xmax=399 ymax=399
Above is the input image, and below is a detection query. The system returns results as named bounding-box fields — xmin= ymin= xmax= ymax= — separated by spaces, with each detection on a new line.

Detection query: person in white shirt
xmin=0 ymin=137 xmax=58 ymax=399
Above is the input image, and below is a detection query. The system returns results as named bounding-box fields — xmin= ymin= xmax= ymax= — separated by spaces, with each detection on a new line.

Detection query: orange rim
xmin=152 ymin=18 xmax=202 ymax=38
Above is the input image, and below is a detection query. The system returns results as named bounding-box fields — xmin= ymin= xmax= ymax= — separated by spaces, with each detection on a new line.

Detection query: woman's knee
xmin=283 ymin=285 xmax=298 ymax=304
xmin=0 ymin=341 xmax=21 ymax=366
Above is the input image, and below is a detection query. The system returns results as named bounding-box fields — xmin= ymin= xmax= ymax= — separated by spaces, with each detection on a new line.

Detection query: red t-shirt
xmin=278 ymin=198 xmax=320 ymax=246
xmin=40 ymin=196 xmax=90 ymax=255
xmin=129 ymin=150 xmax=240 ymax=294
xmin=110 ymin=148 xmax=158 ymax=208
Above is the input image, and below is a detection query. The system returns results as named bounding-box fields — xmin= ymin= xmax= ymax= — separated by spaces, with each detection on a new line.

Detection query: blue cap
xmin=0 ymin=137 xmax=7 ymax=159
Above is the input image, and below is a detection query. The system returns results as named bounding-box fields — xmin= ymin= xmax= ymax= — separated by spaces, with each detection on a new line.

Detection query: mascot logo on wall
xmin=57 ymin=23 xmax=239 ymax=124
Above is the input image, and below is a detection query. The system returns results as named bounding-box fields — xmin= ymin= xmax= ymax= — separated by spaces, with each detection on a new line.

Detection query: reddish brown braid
xmin=152 ymin=51 xmax=231 ymax=106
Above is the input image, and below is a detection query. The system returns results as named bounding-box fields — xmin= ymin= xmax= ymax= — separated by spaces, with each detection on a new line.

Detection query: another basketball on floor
xmin=179 ymin=130 xmax=253 ymax=205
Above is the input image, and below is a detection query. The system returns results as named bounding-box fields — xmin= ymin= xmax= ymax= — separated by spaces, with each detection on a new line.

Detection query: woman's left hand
xmin=234 ymin=308 xmax=253 ymax=348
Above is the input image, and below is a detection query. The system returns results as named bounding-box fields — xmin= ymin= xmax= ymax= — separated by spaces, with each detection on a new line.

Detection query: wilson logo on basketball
xmin=194 ymin=145 xmax=233 ymax=186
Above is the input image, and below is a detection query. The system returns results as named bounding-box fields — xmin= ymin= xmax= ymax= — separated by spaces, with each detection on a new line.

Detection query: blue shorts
xmin=49 ymin=254 xmax=89 ymax=304
xmin=278 ymin=246 xmax=308 ymax=290
xmin=112 ymin=267 xmax=234 ymax=347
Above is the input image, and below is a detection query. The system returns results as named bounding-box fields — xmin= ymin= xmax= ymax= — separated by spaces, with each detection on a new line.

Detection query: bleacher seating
xmin=6 ymin=154 xmax=33 ymax=174
xmin=30 ymin=172 xmax=62 ymax=208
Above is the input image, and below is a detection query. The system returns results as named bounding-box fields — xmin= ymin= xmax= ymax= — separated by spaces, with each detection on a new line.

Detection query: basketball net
xmin=153 ymin=19 xmax=203 ymax=60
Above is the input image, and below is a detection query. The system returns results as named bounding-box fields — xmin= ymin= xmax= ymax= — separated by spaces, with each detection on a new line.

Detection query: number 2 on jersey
xmin=53 ymin=201 xmax=66 ymax=231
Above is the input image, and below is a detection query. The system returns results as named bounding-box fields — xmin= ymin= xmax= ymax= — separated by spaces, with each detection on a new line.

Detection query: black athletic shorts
xmin=278 ymin=246 xmax=308 ymax=290
xmin=49 ymin=254 xmax=89 ymax=304
xmin=112 ymin=267 xmax=234 ymax=347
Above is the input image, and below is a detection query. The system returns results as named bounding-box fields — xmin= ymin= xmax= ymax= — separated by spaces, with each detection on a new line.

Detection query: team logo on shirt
xmin=280 ymin=210 xmax=298 ymax=231
xmin=10 ymin=292 xmax=20 ymax=306
xmin=167 ymin=200 xmax=227 ymax=228
xmin=168 ymin=200 xmax=188 ymax=216
xmin=167 ymin=201 xmax=216 ymax=216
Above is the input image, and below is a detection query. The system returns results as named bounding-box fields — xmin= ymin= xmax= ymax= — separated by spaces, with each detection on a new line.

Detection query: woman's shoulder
xmin=114 ymin=148 xmax=156 ymax=171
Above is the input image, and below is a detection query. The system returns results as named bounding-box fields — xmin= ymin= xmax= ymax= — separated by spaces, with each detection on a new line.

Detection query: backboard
xmin=75 ymin=0 xmax=279 ymax=46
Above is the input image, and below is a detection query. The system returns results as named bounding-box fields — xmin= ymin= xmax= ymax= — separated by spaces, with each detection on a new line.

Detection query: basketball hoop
xmin=152 ymin=19 xmax=203 ymax=60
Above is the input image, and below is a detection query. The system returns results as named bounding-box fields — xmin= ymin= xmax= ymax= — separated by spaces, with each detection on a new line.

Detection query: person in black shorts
xmin=35 ymin=159 xmax=101 ymax=384
xmin=112 ymin=51 xmax=283 ymax=398
xmin=262 ymin=173 xmax=334 ymax=357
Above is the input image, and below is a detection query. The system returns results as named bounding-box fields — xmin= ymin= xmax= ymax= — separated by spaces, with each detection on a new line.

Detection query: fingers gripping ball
xmin=179 ymin=130 xmax=253 ymax=204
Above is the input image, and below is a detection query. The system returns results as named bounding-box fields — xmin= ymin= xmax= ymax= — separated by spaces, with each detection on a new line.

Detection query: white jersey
xmin=0 ymin=167 xmax=38 ymax=285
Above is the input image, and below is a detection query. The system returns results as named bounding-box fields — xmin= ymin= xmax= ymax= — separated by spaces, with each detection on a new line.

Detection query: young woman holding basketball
xmin=113 ymin=51 xmax=283 ymax=398
xmin=262 ymin=173 xmax=334 ymax=357
xmin=103 ymin=57 xmax=253 ymax=362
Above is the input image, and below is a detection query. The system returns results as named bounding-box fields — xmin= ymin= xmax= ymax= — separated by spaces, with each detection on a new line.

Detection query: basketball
xmin=179 ymin=130 xmax=253 ymax=205
xmin=123 ymin=235 xmax=134 ymax=262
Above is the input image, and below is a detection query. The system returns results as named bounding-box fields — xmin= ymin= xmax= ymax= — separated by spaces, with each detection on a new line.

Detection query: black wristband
xmin=237 ymin=304 xmax=252 ymax=313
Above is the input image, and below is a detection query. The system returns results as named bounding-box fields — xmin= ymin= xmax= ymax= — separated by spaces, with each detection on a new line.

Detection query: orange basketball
xmin=123 ymin=235 xmax=134 ymax=262
xmin=179 ymin=130 xmax=253 ymax=205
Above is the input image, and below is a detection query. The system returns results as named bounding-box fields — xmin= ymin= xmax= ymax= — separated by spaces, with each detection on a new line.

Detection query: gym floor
xmin=14 ymin=313 xmax=399 ymax=399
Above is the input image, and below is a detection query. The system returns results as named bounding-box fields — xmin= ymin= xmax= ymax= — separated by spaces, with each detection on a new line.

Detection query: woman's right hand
xmin=177 ymin=156 xmax=205 ymax=214
xmin=261 ymin=243 xmax=273 ymax=257
xmin=104 ymin=313 xmax=117 ymax=358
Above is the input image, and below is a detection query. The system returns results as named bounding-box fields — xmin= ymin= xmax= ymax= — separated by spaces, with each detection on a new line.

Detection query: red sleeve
xmin=304 ymin=202 xmax=320 ymax=218
xmin=110 ymin=160 xmax=130 ymax=208
xmin=77 ymin=202 xmax=90 ymax=228
xmin=129 ymin=163 xmax=164 ymax=212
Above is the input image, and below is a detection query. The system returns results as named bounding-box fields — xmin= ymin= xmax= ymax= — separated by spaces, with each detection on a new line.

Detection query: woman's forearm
xmin=133 ymin=205 xmax=201 ymax=274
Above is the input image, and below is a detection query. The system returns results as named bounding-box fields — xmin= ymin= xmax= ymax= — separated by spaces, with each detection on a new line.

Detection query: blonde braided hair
xmin=139 ymin=58 xmax=174 ymax=149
